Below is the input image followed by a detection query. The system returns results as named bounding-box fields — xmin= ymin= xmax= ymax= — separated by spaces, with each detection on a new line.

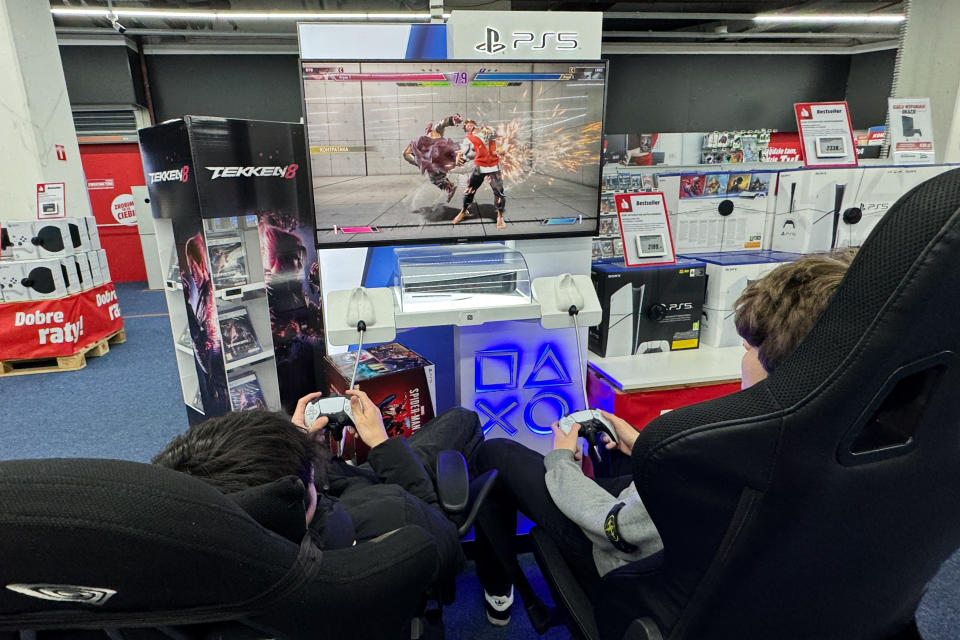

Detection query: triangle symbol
xmin=524 ymin=344 xmax=573 ymax=388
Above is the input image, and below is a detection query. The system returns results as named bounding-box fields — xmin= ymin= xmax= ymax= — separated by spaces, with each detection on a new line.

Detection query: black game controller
xmin=558 ymin=409 xmax=618 ymax=459
xmin=304 ymin=396 xmax=354 ymax=440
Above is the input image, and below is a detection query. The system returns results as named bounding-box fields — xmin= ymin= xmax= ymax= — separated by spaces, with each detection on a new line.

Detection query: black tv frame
xmin=297 ymin=58 xmax=609 ymax=249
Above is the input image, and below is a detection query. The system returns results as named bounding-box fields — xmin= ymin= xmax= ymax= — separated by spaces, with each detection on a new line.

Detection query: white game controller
xmin=304 ymin=396 xmax=354 ymax=439
xmin=558 ymin=409 xmax=618 ymax=458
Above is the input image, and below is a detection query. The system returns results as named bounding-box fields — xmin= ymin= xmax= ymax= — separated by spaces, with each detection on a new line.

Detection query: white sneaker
xmin=483 ymin=586 xmax=514 ymax=626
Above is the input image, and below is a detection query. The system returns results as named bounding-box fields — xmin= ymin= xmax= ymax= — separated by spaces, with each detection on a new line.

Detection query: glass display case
xmin=392 ymin=245 xmax=532 ymax=312
xmin=389 ymin=245 xmax=540 ymax=327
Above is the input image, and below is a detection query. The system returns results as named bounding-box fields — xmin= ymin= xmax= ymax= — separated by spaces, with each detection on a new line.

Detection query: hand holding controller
xmin=557 ymin=409 xmax=617 ymax=459
xmin=304 ymin=396 xmax=354 ymax=440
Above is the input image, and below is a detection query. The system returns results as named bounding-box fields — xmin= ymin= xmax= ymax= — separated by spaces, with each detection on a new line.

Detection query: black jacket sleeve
xmin=364 ymin=437 xmax=439 ymax=507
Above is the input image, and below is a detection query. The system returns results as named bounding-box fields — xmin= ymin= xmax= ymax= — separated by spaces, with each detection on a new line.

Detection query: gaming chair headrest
xmin=0 ymin=458 xmax=307 ymax=618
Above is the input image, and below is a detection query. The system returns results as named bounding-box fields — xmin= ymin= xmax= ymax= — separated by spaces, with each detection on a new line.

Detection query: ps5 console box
xmin=95 ymin=249 xmax=111 ymax=282
xmin=680 ymin=251 xmax=801 ymax=347
xmin=323 ymin=342 xmax=437 ymax=464
xmin=0 ymin=258 xmax=69 ymax=301
xmin=590 ymin=259 xmax=707 ymax=358
xmin=83 ymin=217 xmax=101 ymax=250
xmin=85 ymin=251 xmax=105 ymax=286
xmin=73 ymin=252 xmax=94 ymax=291
xmin=65 ymin=218 xmax=91 ymax=253
xmin=772 ymin=166 xmax=954 ymax=253
xmin=59 ymin=257 xmax=81 ymax=295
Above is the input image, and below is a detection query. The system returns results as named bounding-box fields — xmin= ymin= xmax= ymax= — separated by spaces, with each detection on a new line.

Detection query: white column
xmin=0 ymin=0 xmax=90 ymax=221
xmin=894 ymin=0 xmax=960 ymax=163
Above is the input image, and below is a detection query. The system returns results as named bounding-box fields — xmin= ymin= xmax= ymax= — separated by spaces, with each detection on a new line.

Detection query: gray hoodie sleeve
xmin=544 ymin=449 xmax=663 ymax=576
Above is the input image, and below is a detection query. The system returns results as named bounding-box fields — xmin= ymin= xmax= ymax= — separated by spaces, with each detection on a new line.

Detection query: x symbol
xmin=476 ymin=398 xmax=519 ymax=436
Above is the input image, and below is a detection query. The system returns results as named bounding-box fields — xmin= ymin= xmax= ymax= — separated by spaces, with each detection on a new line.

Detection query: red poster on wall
xmin=79 ymin=143 xmax=148 ymax=282
xmin=0 ymin=284 xmax=124 ymax=360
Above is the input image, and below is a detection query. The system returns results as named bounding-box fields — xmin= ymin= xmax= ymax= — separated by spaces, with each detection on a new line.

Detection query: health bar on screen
xmin=337 ymin=226 xmax=380 ymax=234
xmin=473 ymin=73 xmax=570 ymax=81
xmin=308 ymin=72 xmax=448 ymax=82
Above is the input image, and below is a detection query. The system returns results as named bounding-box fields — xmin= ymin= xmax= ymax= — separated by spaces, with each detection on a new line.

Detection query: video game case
xmin=218 ymin=306 xmax=262 ymax=363
xmin=207 ymin=234 xmax=248 ymax=289
xmin=176 ymin=326 xmax=193 ymax=349
xmin=228 ymin=370 xmax=268 ymax=411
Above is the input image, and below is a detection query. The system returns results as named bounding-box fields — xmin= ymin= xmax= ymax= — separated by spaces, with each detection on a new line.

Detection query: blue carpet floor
xmin=1 ymin=281 xmax=958 ymax=638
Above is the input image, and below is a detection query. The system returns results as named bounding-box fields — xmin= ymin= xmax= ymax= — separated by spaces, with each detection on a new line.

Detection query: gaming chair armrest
xmin=435 ymin=450 xmax=499 ymax=538
xmin=437 ymin=450 xmax=470 ymax=514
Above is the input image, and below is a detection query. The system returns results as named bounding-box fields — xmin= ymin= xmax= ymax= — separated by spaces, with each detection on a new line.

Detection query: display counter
xmin=587 ymin=345 xmax=743 ymax=431
xmin=588 ymin=344 xmax=742 ymax=391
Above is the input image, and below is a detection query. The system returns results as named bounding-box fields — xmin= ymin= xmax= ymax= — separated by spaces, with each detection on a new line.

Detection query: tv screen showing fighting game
xmin=301 ymin=60 xmax=608 ymax=247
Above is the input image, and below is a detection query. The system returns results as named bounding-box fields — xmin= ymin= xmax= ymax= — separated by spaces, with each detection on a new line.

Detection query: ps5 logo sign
xmin=475 ymin=26 xmax=579 ymax=55
xmin=475 ymin=27 xmax=506 ymax=54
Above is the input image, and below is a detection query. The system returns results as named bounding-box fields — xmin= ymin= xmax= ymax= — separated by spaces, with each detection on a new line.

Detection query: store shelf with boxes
xmin=0 ymin=217 xmax=124 ymax=375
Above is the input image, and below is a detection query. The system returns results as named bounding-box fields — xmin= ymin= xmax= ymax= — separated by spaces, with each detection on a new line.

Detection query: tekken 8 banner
xmin=140 ymin=117 xmax=325 ymax=418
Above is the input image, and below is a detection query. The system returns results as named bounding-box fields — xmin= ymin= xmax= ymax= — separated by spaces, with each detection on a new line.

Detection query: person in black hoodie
xmin=152 ymin=389 xmax=482 ymax=586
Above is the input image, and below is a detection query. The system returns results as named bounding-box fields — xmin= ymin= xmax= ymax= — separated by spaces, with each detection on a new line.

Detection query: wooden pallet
xmin=0 ymin=328 xmax=126 ymax=377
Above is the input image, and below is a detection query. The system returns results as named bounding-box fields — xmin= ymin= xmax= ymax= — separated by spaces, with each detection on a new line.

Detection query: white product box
xmin=0 ymin=258 xmax=69 ymax=301
xmin=85 ymin=251 xmax=104 ymax=286
xmin=700 ymin=305 xmax=740 ymax=348
xmin=96 ymin=249 xmax=112 ymax=282
xmin=703 ymin=260 xmax=781 ymax=310
xmin=84 ymin=217 xmax=101 ymax=250
xmin=31 ymin=220 xmax=75 ymax=258
xmin=1 ymin=221 xmax=39 ymax=260
xmin=65 ymin=218 xmax=91 ymax=253
xmin=700 ymin=307 xmax=743 ymax=347
xmin=770 ymin=168 xmax=864 ymax=253
xmin=832 ymin=165 xmax=954 ymax=249
xmin=59 ymin=256 xmax=81 ymax=295
xmin=665 ymin=171 xmax=776 ymax=254
xmin=74 ymin=253 xmax=94 ymax=290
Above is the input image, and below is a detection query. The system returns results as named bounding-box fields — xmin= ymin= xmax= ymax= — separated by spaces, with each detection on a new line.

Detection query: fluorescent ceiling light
xmin=50 ymin=8 xmax=447 ymax=21
xmin=754 ymin=13 xmax=905 ymax=24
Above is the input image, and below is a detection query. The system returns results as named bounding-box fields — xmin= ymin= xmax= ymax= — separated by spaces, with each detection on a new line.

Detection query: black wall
xmin=59 ymin=48 xmax=893 ymax=132
xmin=845 ymin=49 xmax=896 ymax=129
xmin=60 ymin=45 xmax=144 ymax=106
xmin=605 ymin=54 xmax=854 ymax=133
xmin=146 ymin=55 xmax=303 ymax=123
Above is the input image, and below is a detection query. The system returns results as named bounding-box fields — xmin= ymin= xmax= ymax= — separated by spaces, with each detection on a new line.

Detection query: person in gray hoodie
xmin=472 ymin=249 xmax=856 ymax=631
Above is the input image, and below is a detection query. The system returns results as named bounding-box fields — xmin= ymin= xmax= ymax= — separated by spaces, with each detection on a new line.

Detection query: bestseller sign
xmin=794 ymin=102 xmax=858 ymax=168
xmin=614 ymin=192 xmax=676 ymax=268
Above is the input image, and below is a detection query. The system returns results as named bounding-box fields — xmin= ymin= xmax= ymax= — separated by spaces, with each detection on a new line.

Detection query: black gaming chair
xmin=0 ymin=458 xmax=439 ymax=640
xmin=531 ymin=168 xmax=960 ymax=639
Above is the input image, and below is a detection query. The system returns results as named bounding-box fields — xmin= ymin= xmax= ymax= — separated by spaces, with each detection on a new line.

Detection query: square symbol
xmin=475 ymin=348 xmax=519 ymax=392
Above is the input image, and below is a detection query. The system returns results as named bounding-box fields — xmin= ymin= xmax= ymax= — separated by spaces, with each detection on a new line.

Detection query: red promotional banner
xmin=766 ymin=132 xmax=804 ymax=162
xmin=0 ymin=284 xmax=124 ymax=361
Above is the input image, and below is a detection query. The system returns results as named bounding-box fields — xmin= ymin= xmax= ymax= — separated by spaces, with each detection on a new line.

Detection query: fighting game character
xmin=403 ymin=113 xmax=463 ymax=202
xmin=453 ymin=119 xmax=507 ymax=230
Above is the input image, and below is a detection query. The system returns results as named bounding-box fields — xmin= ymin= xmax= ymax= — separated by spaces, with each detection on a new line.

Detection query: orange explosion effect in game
xmin=481 ymin=92 xmax=602 ymax=189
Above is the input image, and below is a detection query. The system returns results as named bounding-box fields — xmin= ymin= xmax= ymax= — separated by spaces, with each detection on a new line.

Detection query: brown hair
xmin=734 ymin=248 xmax=857 ymax=373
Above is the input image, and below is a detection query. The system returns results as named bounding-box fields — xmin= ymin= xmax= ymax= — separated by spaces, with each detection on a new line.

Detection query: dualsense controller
xmin=558 ymin=409 xmax=618 ymax=455
xmin=304 ymin=396 xmax=354 ymax=438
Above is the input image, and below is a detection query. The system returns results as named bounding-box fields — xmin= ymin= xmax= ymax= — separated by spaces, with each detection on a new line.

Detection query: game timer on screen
xmin=301 ymin=60 xmax=608 ymax=247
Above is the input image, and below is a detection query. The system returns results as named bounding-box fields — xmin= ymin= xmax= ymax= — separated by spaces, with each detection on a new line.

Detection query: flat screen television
xmin=301 ymin=59 xmax=608 ymax=248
